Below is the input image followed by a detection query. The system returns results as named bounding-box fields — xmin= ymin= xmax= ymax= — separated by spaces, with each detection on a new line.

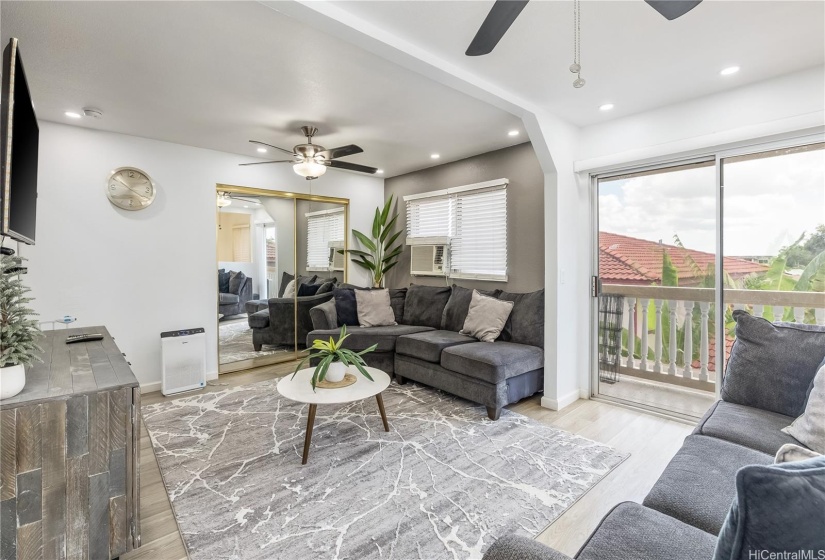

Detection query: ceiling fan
xmin=240 ymin=126 xmax=378 ymax=180
xmin=216 ymin=192 xmax=261 ymax=208
xmin=465 ymin=0 xmax=702 ymax=56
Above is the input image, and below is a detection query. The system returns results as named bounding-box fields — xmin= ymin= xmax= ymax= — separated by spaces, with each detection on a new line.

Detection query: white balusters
xmin=773 ymin=305 xmax=785 ymax=322
xmin=753 ymin=304 xmax=764 ymax=319
xmin=626 ymin=297 xmax=636 ymax=369
xmin=683 ymin=301 xmax=694 ymax=379
xmin=668 ymin=300 xmax=678 ymax=375
xmin=653 ymin=299 xmax=664 ymax=373
xmin=698 ymin=302 xmax=710 ymax=382
xmin=733 ymin=303 xmax=746 ymax=311
xmin=793 ymin=307 xmax=805 ymax=323
xmin=640 ymin=298 xmax=649 ymax=371
xmin=817 ymin=308 xmax=825 ymax=327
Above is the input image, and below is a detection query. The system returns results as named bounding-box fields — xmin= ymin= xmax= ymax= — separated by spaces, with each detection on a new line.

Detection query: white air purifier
xmin=161 ymin=328 xmax=207 ymax=396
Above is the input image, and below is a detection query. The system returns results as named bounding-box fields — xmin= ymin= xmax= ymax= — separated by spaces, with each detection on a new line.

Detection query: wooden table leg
xmin=375 ymin=393 xmax=389 ymax=432
xmin=302 ymin=404 xmax=317 ymax=465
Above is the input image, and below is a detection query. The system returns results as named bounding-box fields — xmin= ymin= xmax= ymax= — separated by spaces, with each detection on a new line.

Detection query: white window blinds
xmin=451 ymin=185 xmax=507 ymax=280
xmin=403 ymin=179 xmax=508 ymax=281
xmin=306 ymin=208 xmax=345 ymax=270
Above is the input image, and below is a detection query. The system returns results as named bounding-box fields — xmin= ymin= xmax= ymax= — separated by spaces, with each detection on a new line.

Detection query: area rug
xmin=143 ymin=380 xmax=628 ymax=560
xmin=219 ymin=320 xmax=290 ymax=364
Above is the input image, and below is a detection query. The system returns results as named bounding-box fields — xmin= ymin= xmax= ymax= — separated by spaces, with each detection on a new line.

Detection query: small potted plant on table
xmin=293 ymin=325 xmax=376 ymax=391
xmin=1 ymin=255 xmax=42 ymax=400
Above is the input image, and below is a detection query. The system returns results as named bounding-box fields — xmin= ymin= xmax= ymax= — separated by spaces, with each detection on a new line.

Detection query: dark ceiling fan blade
xmin=465 ymin=0 xmax=529 ymax=56
xmin=319 ymin=144 xmax=364 ymax=160
xmin=644 ymin=0 xmax=702 ymax=20
xmin=327 ymin=160 xmax=378 ymax=174
xmin=238 ymin=160 xmax=294 ymax=166
xmin=249 ymin=140 xmax=296 ymax=155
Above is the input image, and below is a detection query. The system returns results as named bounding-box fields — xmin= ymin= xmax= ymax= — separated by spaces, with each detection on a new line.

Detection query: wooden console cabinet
xmin=0 ymin=327 xmax=140 ymax=560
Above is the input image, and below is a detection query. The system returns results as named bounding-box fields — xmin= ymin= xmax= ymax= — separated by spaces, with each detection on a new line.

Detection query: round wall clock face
xmin=106 ymin=167 xmax=156 ymax=210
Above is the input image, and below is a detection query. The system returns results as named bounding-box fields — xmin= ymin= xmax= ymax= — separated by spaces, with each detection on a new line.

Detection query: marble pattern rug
xmin=143 ymin=380 xmax=628 ymax=560
xmin=219 ymin=320 xmax=290 ymax=364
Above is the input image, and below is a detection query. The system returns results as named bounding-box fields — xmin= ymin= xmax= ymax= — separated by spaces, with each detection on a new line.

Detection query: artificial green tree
xmin=0 ymin=255 xmax=42 ymax=368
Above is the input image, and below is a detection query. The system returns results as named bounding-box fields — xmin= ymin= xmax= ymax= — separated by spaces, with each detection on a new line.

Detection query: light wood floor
xmin=122 ymin=363 xmax=697 ymax=560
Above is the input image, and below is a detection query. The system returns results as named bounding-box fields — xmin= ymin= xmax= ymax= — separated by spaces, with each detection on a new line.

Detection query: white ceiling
xmin=0 ymin=1 xmax=524 ymax=177
xmin=337 ymin=0 xmax=825 ymax=126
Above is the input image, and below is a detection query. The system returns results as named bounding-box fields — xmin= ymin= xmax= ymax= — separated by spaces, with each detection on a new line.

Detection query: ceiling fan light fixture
xmin=217 ymin=192 xmax=232 ymax=208
xmin=293 ymin=160 xmax=327 ymax=178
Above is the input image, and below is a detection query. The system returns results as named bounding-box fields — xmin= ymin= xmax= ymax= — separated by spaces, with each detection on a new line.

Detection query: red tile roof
xmin=600 ymin=232 xmax=768 ymax=285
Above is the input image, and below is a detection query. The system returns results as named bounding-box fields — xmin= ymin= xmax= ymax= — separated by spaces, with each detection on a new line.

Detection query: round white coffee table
xmin=277 ymin=367 xmax=391 ymax=464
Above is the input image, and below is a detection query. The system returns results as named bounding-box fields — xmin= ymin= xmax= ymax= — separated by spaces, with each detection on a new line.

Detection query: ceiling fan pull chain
xmin=570 ymin=0 xmax=585 ymax=88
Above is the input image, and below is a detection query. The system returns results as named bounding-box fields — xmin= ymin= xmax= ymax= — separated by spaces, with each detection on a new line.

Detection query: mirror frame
xmin=216 ymin=184 xmax=349 ymax=374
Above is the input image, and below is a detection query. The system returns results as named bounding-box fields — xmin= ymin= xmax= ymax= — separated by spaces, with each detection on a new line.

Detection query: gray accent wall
xmin=383 ymin=142 xmax=544 ymax=293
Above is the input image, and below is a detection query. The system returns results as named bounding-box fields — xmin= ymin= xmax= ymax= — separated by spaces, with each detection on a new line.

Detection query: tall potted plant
xmin=342 ymin=195 xmax=403 ymax=288
xmin=0 ymin=255 xmax=42 ymax=399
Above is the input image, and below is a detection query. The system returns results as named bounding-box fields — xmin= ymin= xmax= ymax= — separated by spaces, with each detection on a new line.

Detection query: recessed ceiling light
xmin=376 ymin=169 xmax=384 ymax=174
xmin=430 ymin=154 xmax=440 ymax=159
xmin=257 ymin=147 xmax=267 ymax=153
xmin=599 ymin=103 xmax=615 ymax=111
xmin=65 ymin=111 xmax=81 ymax=119
xmin=508 ymin=130 xmax=519 ymax=137
xmin=720 ymin=66 xmax=740 ymax=76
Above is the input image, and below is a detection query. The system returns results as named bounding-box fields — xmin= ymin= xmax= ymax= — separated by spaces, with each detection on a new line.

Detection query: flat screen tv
xmin=1 ymin=38 xmax=39 ymax=245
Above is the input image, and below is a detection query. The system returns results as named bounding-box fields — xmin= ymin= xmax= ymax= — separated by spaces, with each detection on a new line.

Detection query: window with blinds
xmin=404 ymin=179 xmax=508 ymax=281
xmin=232 ymin=225 xmax=251 ymax=262
xmin=306 ymin=208 xmax=345 ymax=270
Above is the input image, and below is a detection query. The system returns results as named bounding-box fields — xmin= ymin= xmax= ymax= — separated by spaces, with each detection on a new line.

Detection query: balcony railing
xmin=600 ymin=284 xmax=825 ymax=393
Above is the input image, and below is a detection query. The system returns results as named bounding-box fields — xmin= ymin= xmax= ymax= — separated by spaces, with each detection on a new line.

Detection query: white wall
xmin=19 ymin=122 xmax=384 ymax=390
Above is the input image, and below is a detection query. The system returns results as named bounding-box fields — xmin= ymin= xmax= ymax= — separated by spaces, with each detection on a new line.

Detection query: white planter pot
xmin=0 ymin=364 xmax=26 ymax=400
xmin=325 ymin=361 xmax=346 ymax=383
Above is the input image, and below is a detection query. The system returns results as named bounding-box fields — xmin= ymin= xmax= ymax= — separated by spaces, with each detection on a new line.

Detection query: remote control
xmin=66 ymin=334 xmax=104 ymax=344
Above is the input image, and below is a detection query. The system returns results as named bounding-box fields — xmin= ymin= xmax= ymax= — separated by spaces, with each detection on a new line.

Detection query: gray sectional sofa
xmin=218 ymin=269 xmax=252 ymax=317
xmin=307 ymin=284 xmax=545 ymax=420
xmin=483 ymin=310 xmax=825 ymax=560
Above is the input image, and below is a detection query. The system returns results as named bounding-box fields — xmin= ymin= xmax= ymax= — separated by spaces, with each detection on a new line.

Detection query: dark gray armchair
xmin=249 ymin=291 xmax=335 ymax=350
xmin=218 ymin=275 xmax=252 ymax=316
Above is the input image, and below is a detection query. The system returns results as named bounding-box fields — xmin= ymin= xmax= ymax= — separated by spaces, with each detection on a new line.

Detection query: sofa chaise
xmin=218 ymin=269 xmax=253 ymax=317
xmin=307 ymin=284 xmax=545 ymax=420
xmin=483 ymin=310 xmax=825 ymax=560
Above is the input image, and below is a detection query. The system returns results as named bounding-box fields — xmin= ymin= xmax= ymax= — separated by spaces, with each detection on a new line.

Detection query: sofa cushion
xmin=307 ymin=325 xmax=434 ymax=353
xmin=315 ymin=281 xmax=336 ymax=295
xmin=722 ymin=310 xmax=825 ymax=417
xmin=483 ymin=535 xmax=573 ymax=560
xmin=355 ymin=289 xmax=397 ymax=328
xmin=297 ymin=283 xmax=321 ymax=297
xmin=219 ymin=293 xmax=239 ymax=304
xmin=218 ymin=268 xmax=230 ymax=293
xmin=248 ymin=309 xmax=269 ymax=329
xmin=396 ymin=330 xmax=476 ymax=364
xmin=497 ymin=289 xmax=544 ymax=348
xmin=312 ymin=276 xmax=337 ymax=285
xmin=782 ymin=357 xmax=825 ymax=454
xmin=643 ymin=435 xmax=773 ymax=535
xmin=278 ymin=272 xmax=294 ymax=298
xmin=461 ymin=290 xmax=514 ymax=342
xmin=441 ymin=285 xmax=501 ymax=332
xmin=713 ymin=455 xmax=825 ymax=560
xmin=389 ymin=288 xmax=407 ymax=324
xmin=333 ymin=287 xmax=360 ymax=327
xmin=441 ymin=342 xmax=543 ymax=384
xmin=694 ymin=400 xmax=802 ymax=456
xmin=402 ymin=285 xmax=452 ymax=329
xmin=228 ymin=270 xmax=246 ymax=294
xmin=576 ymin=502 xmax=717 ymax=560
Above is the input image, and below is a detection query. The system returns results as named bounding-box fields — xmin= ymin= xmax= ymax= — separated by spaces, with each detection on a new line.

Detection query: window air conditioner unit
xmin=328 ymin=240 xmax=345 ymax=271
xmin=410 ymin=244 xmax=447 ymax=277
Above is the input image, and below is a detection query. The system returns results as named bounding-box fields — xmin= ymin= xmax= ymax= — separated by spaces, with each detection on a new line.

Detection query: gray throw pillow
xmin=355 ymin=289 xmax=397 ymax=328
xmin=713 ymin=455 xmax=825 ymax=560
xmin=441 ymin=285 xmax=501 ymax=332
xmin=461 ymin=290 xmax=514 ymax=343
xmin=498 ymin=289 xmax=545 ymax=348
xmin=782 ymin=358 xmax=825 ymax=454
xmin=402 ymin=285 xmax=452 ymax=329
xmin=278 ymin=272 xmax=294 ymax=298
xmin=228 ymin=271 xmax=246 ymax=295
xmin=315 ymin=281 xmax=336 ymax=295
xmin=389 ymin=288 xmax=407 ymax=324
xmin=722 ymin=311 xmax=825 ymax=417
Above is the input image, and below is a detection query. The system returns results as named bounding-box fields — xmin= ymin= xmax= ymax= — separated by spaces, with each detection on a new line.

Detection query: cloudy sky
xmin=599 ymin=147 xmax=825 ymax=257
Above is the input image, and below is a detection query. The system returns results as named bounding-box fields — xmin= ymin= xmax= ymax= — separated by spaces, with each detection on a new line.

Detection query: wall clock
xmin=106 ymin=167 xmax=156 ymax=210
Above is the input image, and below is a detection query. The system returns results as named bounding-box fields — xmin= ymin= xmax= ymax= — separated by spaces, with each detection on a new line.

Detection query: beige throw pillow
xmin=774 ymin=443 xmax=822 ymax=464
xmin=460 ymin=290 xmax=513 ymax=343
xmin=282 ymin=279 xmax=296 ymax=298
xmin=355 ymin=289 xmax=397 ymax=328
xmin=782 ymin=361 xmax=825 ymax=454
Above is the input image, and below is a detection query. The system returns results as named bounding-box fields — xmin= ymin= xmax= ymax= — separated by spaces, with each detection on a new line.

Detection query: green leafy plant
xmin=1 ymin=255 xmax=42 ymax=368
xmin=292 ymin=325 xmax=377 ymax=391
xmin=341 ymin=195 xmax=403 ymax=288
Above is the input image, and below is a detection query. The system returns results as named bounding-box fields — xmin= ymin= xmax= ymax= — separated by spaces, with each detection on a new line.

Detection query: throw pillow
xmin=389 ymin=288 xmax=407 ymax=324
xmin=441 ymin=285 xmax=501 ymax=332
xmin=282 ymin=279 xmax=296 ymax=299
xmin=297 ymin=274 xmax=318 ymax=288
xmin=782 ymin=358 xmax=825 ymax=454
xmin=315 ymin=281 xmax=336 ymax=295
xmin=313 ymin=276 xmax=337 ymax=285
xmin=722 ymin=310 xmax=825 ymax=417
xmin=713 ymin=455 xmax=825 ymax=560
xmin=218 ymin=268 xmax=230 ymax=293
xmin=228 ymin=271 xmax=246 ymax=295
xmin=402 ymin=285 xmax=452 ymax=329
xmin=297 ymin=283 xmax=321 ymax=297
xmin=279 ymin=272 xmax=294 ymax=298
xmin=461 ymin=290 xmax=514 ymax=343
xmin=334 ymin=288 xmax=360 ymax=327
xmin=355 ymin=289 xmax=397 ymax=327
xmin=775 ymin=443 xmax=822 ymax=464
xmin=498 ymin=289 xmax=545 ymax=348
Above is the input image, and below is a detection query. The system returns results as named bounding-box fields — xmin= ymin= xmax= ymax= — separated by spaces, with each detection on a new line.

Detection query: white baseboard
xmin=140 ymin=370 xmax=218 ymax=395
xmin=541 ymin=389 xmax=580 ymax=411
